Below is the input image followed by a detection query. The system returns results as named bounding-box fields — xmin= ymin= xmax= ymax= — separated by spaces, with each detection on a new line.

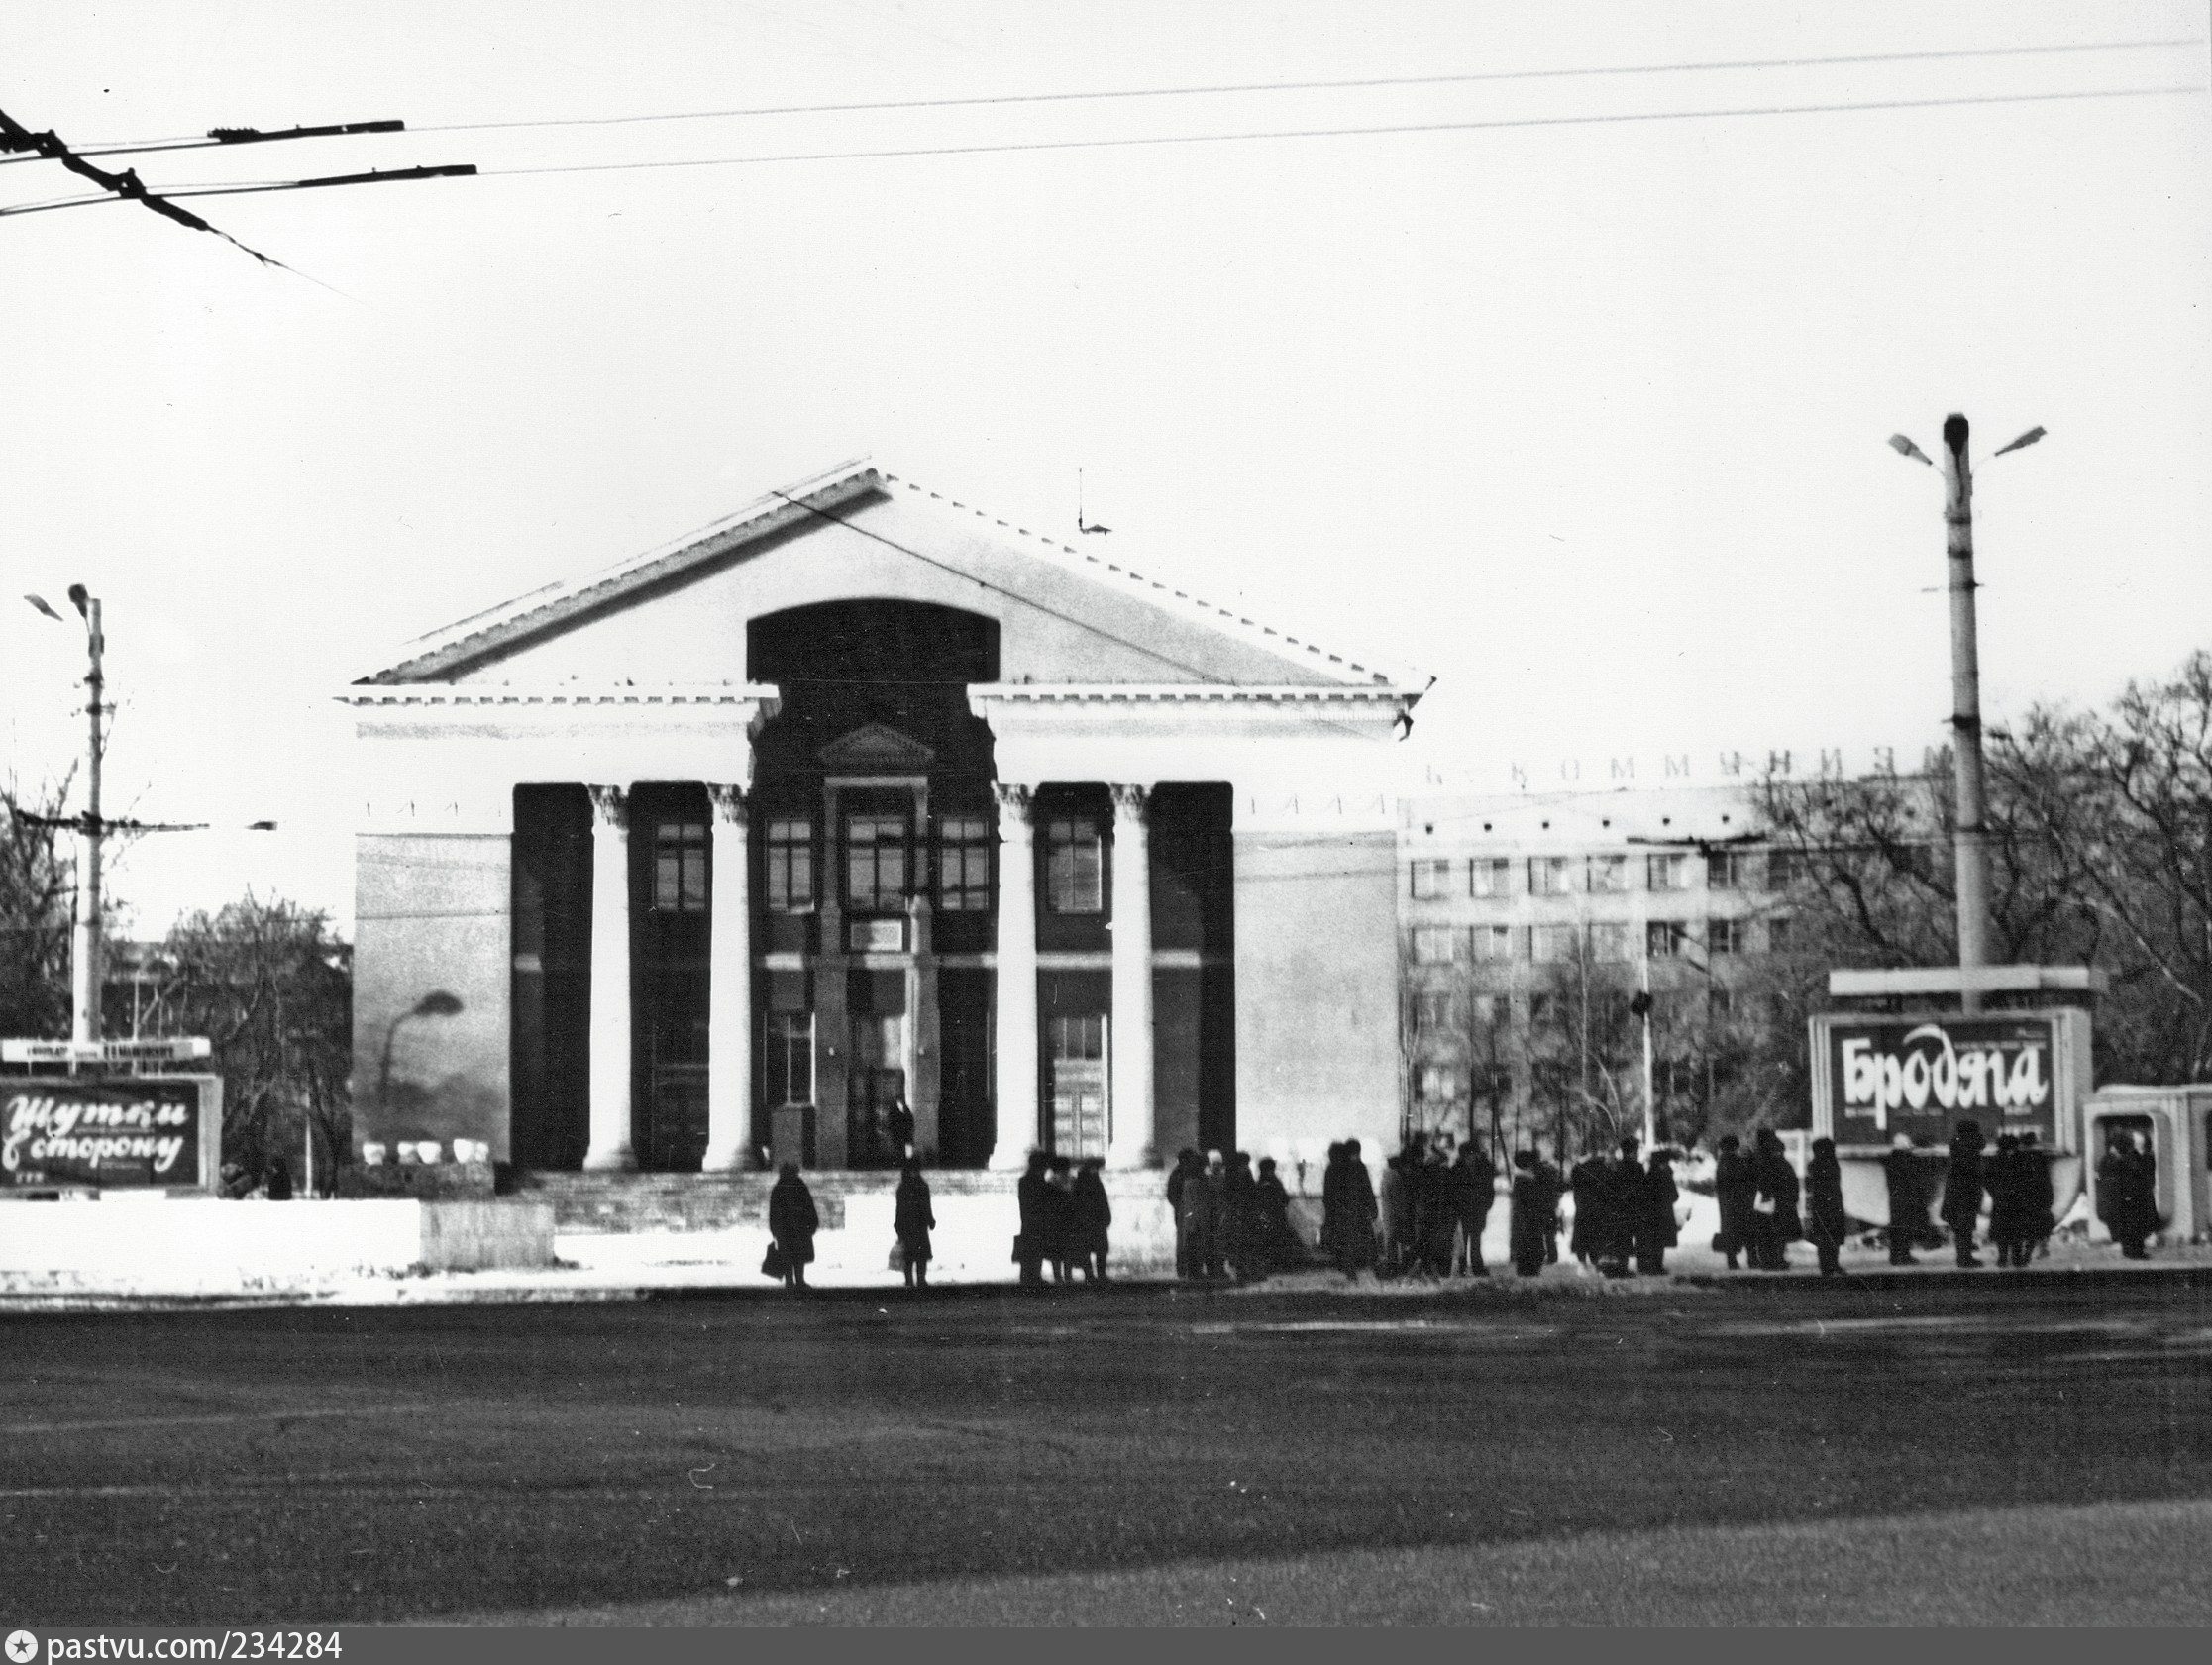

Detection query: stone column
xmin=701 ymin=783 xmax=753 ymax=1172
xmin=987 ymin=782 xmax=1039 ymax=1170
xmin=1107 ymin=783 xmax=1157 ymax=1169
xmin=583 ymin=784 xmax=637 ymax=1172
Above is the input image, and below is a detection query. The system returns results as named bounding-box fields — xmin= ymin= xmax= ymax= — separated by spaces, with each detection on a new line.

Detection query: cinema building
xmin=345 ymin=461 xmax=1422 ymax=1190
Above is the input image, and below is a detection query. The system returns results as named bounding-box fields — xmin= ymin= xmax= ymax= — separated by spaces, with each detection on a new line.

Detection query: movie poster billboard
xmin=1809 ymin=1010 xmax=2090 ymax=1152
xmin=0 ymin=1075 xmax=222 ymax=1192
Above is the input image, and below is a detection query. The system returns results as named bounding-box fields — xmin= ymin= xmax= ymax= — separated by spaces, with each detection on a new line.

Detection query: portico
xmin=346 ymin=460 xmax=1422 ymax=1181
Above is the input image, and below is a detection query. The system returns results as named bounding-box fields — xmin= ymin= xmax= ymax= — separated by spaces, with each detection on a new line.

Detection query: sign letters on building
xmin=1 ymin=1075 xmax=221 ymax=1193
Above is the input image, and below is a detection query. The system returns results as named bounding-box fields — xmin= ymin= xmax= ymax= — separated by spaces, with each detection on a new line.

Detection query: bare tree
xmin=0 ymin=773 xmax=78 ymax=1043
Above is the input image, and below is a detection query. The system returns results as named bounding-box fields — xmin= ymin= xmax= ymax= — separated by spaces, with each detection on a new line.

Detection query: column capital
xmin=706 ymin=782 xmax=749 ymax=828
xmin=585 ymin=783 xmax=628 ymax=831
xmin=1108 ymin=782 xmax=1152 ymax=824
xmin=992 ymin=780 xmax=1035 ymax=824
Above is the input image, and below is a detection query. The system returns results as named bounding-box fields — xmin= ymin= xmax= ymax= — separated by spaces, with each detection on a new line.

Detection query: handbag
xmin=1010 ymin=1233 xmax=1028 ymax=1264
xmin=761 ymin=1242 xmax=789 ymax=1280
xmin=888 ymin=1243 xmax=908 ymax=1273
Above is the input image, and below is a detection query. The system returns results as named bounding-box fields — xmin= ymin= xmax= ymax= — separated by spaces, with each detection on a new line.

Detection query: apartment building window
xmin=1588 ymin=923 xmax=1633 ymax=963
xmin=1708 ymin=917 xmax=1747 ymax=955
xmin=651 ymin=820 xmax=708 ymax=913
xmin=1587 ymin=855 xmax=1629 ymax=893
xmin=936 ymin=814 xmax=993 ymax=912
xmin=1411 ymin=859 xmax=1453 ymax=900
xmin=1528 ymin=856 xmax=1573 ymax=896
xmin=1645 ymin=853 xmax=1691 ymax=892
xmin=1527 ymin=991 xmax=1556 ymax=1026
xmin=845 ymin=812 xmax=909 ymax=913
xmin=1766 ymin=849 xmax=1802 ymax=888
xmin=1709 ymin=986 xmax=1738 ymax=1020
xmin=766 ymin=817 xmax=815 ymax=914
xmin=1469 ymin=924 xmax=1517 ymax=963
xmin=1531 ymin=924 xmax=1581 ymax=964
xmin=1647 ymin=920 xmax=1690 ymax=958
xmin=1415 ymin=989 xmax=1452 ymax=1033
xmin=1707 ymin=850 xmax=1752 ymax=890
xmin=1470 ymin=858 xmax=1512 ymax=898
xmin=1470 ymin=994 xmax=1500 ymax=1027
xmin=1418 ymin=1065 xmax=1462 ymax=1105
xmin=1045 ymin=816 xmax=1105 ymax=914
xmin=1412 ymin=926 xmax=1460 ymax=965
xmin=1766 ymin=915 xmax=1795 ymax=953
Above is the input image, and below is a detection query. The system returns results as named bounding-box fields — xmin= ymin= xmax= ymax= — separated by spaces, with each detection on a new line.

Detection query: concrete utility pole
xmin=1940 ymin=415 xmax=1994 ymax=1015
xmin=68 ymin=587 xmax=105 ymax=1045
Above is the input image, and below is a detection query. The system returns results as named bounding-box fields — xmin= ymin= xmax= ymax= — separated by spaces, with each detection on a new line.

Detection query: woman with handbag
xmin=768 ymin=1161 xmax=819 ymax=1290
xmin=894 ymin=1158 xmax=935 ymax=1289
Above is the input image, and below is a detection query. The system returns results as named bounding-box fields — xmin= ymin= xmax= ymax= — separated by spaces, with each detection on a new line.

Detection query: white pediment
xmin=817 ymin=722 xmax=935 ymax=772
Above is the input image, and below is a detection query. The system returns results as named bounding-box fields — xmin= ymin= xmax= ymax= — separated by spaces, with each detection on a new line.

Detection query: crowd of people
xmin=752 ymin=1120 xmax=2171 ymax=1291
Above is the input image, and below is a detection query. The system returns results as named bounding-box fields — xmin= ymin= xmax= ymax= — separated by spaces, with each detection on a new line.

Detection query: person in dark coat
xmin=1448 ymin=1141 xmax=1498 ymax=1276
xmin=1411 ymin=1137 xmax=1456 ymax=1276
xmin=894 ymin=1158 xmax=935 ymax=1289
xmin=1015 ymin=1150 xmax=1050 ymax=1286
xmin=1252 ymin=1156 xmax=1304 ymax=1273
xmin=263 ymin=1158 xmax=294 ymax=1202
xmin=2097 ymin=1131 xmax=2159 ymax=1259
xmin=1713 ymin=1134 xmax=1755 ymax=1271
xmin=1985 ymin=1133 xmax=2026 ymax=1269
xmin=1509 ymin=1150 xmax=1550 ymax=1277
xmin=1805 ymin=1137 xmax=1849 ymax=1277
xmin=2018 ymin=1131 xmax=2056 ymax=1263
xmin=1166 ymin=1148 xmax=1204 ymax=1279
xmin=1749 ymin=1129 xmax=1802 ymax=1271
xmin=1071 ymin=1156 xmax=1111 ymax=1280
xmin=1044 ymin=1155 xmax=1077 ymax=1283
xmin=1567 ymin=1150 xmax=1609 ymax=1267
xmin=768 ymin=1162 xmax=819 ymax=1289
xmin=1377 ymin=1150 xmax=1414 ymax=1277
xmin=1538 ymin=1148 xmax=1566 ymax=1262
xmin=1595 ymin=1139 xmax=1642 ymax=1278
xmin=886 ymin=1097 xmax=916 ymax=1163
xmin=1320 ymin=1141 xmax=1378 ymax=1281
xmin=1183 ymin=1150 xmax=1229 ymax=1280
xmin=1636 ymin=1148 xmax=1680 ymax=1276
xmin=1223 ymin=1151 xmax=1266 ymax=1283
xmin=1943 ymin=1121 xmax=1987 ymax=1268
xmin=1882 ymin=1132 xmax=1932 ymax=1266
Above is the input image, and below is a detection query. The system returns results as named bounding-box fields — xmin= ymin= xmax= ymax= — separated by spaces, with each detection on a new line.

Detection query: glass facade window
xmin=1412 ymin=926 xmax=1460 ymax=965
xmin=1471 ymin=859 xmax=1512 ymax=898
xmin=765 ymin=1011 xmax=814 ymax=1107
xmin=1709 ymin=917 xmax=1746 ymax=955
xmin=652 ymin=820 xmax=708 ymax=913
xmin=846 ymin=813 xmax=909 ymax=912
xmin=1707 ymin=850 xmax=1751 ymax=890
xmin=1411 ymin=860 xmax=1453 ymax=900
xmin=1528 ymin=856 xmax=1574 ymax=896
xmin=1046 ymin=816 xmax=1104 ymax=914
xmin=1531 ymin=924 xmax=1581 ymax=963
xmin=937 ymin=814 xmax=993 ymax=911
xmin=1589 ymin=923 xmax=1633 ymax=962
xmin=1646 ymin=854 xmax=1691 ymax=892
xmin=1588 ymin=856 xmax=1629 ymax=893
xmin=766 ymin=817 xmax=814 ymax=914
xmin=1648 ymin=920 xmax=1690 ymax=958
xmin=1469 ymin=924 xmax=1516 ymax=963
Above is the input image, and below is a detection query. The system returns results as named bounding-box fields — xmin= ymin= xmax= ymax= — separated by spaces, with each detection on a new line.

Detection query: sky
xmin=2 ymin=0 xmax=2207 ymax=938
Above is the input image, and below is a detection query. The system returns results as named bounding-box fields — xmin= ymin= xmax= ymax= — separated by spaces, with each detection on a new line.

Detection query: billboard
xmin=0 ymin=1075 xmax=222 ymax=1193
xmin=1809 ymin=1010 xmax=2091 ymax=1152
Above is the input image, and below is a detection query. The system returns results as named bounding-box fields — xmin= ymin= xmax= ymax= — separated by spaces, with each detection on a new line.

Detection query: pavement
xmin=7 ymin=1274 xmax=2212 ymax=1625
xmin=2 ymin=1225 xmax=2205 ymax=1311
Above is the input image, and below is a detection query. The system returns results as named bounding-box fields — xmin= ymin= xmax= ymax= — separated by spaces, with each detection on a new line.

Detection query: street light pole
xmin=1940 ymin=415 xmax=1994 ymax=1015
xmin=60 ymin=588 xmax=107 ymax=1046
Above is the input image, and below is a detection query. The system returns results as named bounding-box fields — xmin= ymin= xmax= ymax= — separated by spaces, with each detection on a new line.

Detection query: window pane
xmin=1047 ymin=817 xmax=1104 ymax=913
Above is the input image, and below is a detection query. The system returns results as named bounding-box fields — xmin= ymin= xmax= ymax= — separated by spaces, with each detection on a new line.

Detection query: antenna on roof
xmin=1077 ymin=468 xmax=1111 ymax=536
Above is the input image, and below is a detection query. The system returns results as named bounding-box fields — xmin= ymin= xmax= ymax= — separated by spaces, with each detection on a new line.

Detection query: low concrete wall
xmin=0 ymin=1197 xmax=555 ymax=1283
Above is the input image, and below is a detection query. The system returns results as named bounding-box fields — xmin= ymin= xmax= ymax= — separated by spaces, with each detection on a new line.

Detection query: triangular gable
xmin=357 ymin=458 xmax=1425 ymax=692
xmin=818 ymin=723 xmax=935 ymax=772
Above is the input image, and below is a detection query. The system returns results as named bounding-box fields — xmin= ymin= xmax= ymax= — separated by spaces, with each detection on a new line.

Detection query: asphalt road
xmin=7 ymin=1276 xmax=2212 ymax=1626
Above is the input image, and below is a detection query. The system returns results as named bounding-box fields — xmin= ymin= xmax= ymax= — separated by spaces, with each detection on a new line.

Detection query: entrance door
xmin=847 ymin=1013 xmax=906 ymax=1168
xmin=1049 ymin=1012 xmax=1108 ymax=1160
